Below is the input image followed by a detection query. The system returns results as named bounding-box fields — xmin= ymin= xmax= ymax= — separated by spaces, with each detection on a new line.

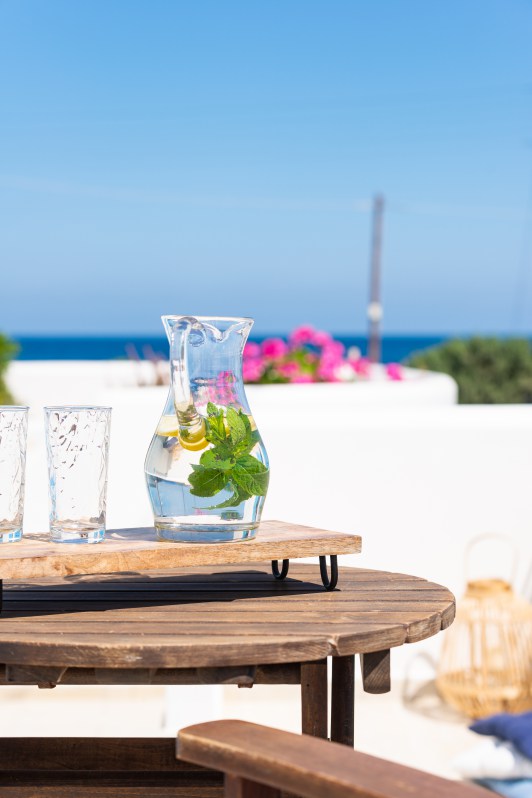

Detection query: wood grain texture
xmin=0 ymin=521 xmax=361 ymax=579
xmin=0 ymin=564 xmax=455 ymax=671
xmin=331 ymin=656 xmax=355 ymax=745
xmin=0 ymin=737 xmax=223 ymax=797
xmin=360 ymin=650 xmax=391 ymax=695
xmin=177 ymin=720 xmax=491 ymax=798
xmin=225 ymin=773 xmax=281 ymax=798
xmin=0 ymin=662 xmax=302 ymax=686
xmin=301 ymin=659 xmax=328 ymax=738
xmin=0 ymin=737 xmax=198 ymax=771
xmin=0 ymin=777 xmax=222 ymax=797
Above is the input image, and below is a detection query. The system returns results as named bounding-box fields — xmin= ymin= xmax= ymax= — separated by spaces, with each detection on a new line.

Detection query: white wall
xmin=6 ymin=360 xmax=458 ymax=409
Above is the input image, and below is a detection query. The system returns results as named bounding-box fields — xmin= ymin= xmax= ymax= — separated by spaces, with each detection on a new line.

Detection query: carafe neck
xmin=162 ymin=315 xmax=253 ymax=438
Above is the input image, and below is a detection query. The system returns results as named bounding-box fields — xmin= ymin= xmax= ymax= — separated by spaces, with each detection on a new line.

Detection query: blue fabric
xmin=473 ymin=778 xmax=532 ymax=797
xmin=470 ymin=714 xmax=532 ymax=760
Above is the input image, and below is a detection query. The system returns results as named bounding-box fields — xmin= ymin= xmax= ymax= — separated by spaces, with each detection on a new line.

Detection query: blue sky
xmin=1 ymin=0 xmax=532 ymax=335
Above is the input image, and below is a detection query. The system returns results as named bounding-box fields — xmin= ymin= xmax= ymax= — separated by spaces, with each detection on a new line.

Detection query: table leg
xmin=300 ymin=659 xmax=328 ymax=739
xmin=360 ymin=649 xmax=391 ymax=694
xmin=331 ymin=655 xmax=355 ymax=746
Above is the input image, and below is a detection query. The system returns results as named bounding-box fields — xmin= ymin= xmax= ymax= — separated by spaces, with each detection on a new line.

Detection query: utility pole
xmin=367 ymin=193 xmax=385 ymax=363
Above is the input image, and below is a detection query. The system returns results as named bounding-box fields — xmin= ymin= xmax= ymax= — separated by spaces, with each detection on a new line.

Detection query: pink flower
xmin=261 ymin=337 xmax=288 ymax=360
xmin=322 ymin=340 xmax=345 ymax=360
xmin=244 ymin=342 xmax=261 ymax=359
xmin=386 ymin=363 xmax=403 ymax=381
xmin=243 ymin=358 xmax=265 ymax=383
xmin=350 ymin=357 xmax=371 ymax=377
xmin=312 ymin=330 xmax=333 ymax=347
xmin=216 ymin=370 xmax=234 ymax=385
xmin=277 ymin=361 xmax=300 ymax=378
xmin=205 ymin=385 xmax=219 ymax=403
xmin=317 ymin=361 xmax=341 ymax=382
xmin=289 ymin=324 xmax=316 ymax=347
xmin=292 ymin=373 xmax=314 ymax=383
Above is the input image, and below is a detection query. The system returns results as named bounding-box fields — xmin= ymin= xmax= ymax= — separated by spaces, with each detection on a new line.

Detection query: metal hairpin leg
xmin=271 ymin=559 xmax=290 ymax=580
xmin=319 ymin=555 xmax=338 ymax=591
xmin=271 ymin=556 xmax=339 ymax=590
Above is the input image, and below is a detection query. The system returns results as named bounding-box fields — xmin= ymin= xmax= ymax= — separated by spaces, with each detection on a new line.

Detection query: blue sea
xmin=12 ymin=335 xmax=448 ymax=363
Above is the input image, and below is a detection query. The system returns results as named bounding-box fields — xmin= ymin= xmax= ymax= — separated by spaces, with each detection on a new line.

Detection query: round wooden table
xmin=0 ymin=562 xmax=455 ymax=748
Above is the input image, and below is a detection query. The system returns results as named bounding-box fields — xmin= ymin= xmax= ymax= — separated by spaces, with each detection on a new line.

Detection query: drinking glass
xmin=0 ymin=406 xmax=29 ymax=543
xmin=45 ymin=406 xmax=111 ymax=544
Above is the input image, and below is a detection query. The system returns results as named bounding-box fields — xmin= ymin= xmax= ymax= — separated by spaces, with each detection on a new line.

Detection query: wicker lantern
xmin=436 ymin=547 xmax=532 ymax=718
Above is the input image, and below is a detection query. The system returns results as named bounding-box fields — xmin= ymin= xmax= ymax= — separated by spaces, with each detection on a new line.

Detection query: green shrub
xmin=405 ymin=337 xmax=532 ymax=404
xmin=0 ymin=333 xmax=18 ymax=404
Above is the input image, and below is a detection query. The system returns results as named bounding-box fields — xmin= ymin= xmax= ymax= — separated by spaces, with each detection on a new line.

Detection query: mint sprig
xmin=188 ymin=402 xmax=269 ymax=509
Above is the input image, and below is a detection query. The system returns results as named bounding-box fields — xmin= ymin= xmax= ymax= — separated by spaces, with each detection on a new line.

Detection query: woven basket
xmin=436 ymin=576 xmax=532 ymax=718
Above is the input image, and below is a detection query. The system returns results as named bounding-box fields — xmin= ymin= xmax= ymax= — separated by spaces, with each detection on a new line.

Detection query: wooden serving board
xmin=0 ymin=521 xmax=361 ymax=580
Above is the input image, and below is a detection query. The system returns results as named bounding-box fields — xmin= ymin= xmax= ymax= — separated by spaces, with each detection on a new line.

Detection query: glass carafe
xmin=145 ymin=316 xmax=270 ymax=543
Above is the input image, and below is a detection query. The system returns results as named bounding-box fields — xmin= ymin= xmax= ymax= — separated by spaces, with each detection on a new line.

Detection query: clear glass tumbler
xmin=45 ymin=406 xmax=111 ymax=544
xmin=0 ymin=406 xmax=29 ymax=543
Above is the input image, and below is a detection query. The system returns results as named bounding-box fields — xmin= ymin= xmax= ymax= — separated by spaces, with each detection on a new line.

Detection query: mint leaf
xmin=228 ymin=411 xmax=257 ymax=457
xmin=240 ymin=411 xmax=252 ymax=436
xmin=200 ymin=449 xmax=234 ymax=471
xmin=226 ymin=407 xmax=247 ymax=446
xmin=189 ymin=468 xmax=228 ymax=497
xmin=205 ymin=409 xmax=226 ymax=445
xmin=206 ymin=483 xmax=251 ymax=510
xmin=232 ymin=454 xmax=269 ymax=496
xmin=233 ymin=428 xmax=260 ymax=458
xmin=188 ymin=406 xmax=269 ymax=507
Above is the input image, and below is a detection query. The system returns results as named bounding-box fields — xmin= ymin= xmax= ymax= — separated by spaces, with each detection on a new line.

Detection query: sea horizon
xmin=9 ymin=334 xmax=458 ymax=363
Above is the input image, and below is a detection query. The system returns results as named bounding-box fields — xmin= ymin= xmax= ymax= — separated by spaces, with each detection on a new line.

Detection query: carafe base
xmin=155 ymin=520 xmax=258 ymax=543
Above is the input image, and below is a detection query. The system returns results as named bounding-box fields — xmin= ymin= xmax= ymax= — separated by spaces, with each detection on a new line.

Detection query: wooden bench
xmin=177 ymin=720 xmax=491 ymax=798
xmin=0 ymin=726 xmax=490 ymax=797
xmin=0 ymin=736 xmax=222 ymax=796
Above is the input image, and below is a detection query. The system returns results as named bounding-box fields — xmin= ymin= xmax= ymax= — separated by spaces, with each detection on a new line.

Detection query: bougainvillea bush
xmin=243 ymin=325 xmax=402 ymax=384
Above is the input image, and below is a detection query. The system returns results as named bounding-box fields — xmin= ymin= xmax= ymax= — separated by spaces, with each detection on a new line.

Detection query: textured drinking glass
xmin=0 ymin=406 xmax=29 ymax=543
xmin=45 ymin=406 xmax=111 ymax=544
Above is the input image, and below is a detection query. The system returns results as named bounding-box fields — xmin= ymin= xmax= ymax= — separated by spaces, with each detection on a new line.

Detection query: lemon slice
xmin=156 ymin=415 xmax=180 ymax=437
xmin=179 ymin=420 xmax=208 ymax=451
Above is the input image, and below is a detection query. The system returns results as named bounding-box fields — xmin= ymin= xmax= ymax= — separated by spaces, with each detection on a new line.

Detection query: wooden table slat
xmin=0 ymin=564 xmax=455 ymax=671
